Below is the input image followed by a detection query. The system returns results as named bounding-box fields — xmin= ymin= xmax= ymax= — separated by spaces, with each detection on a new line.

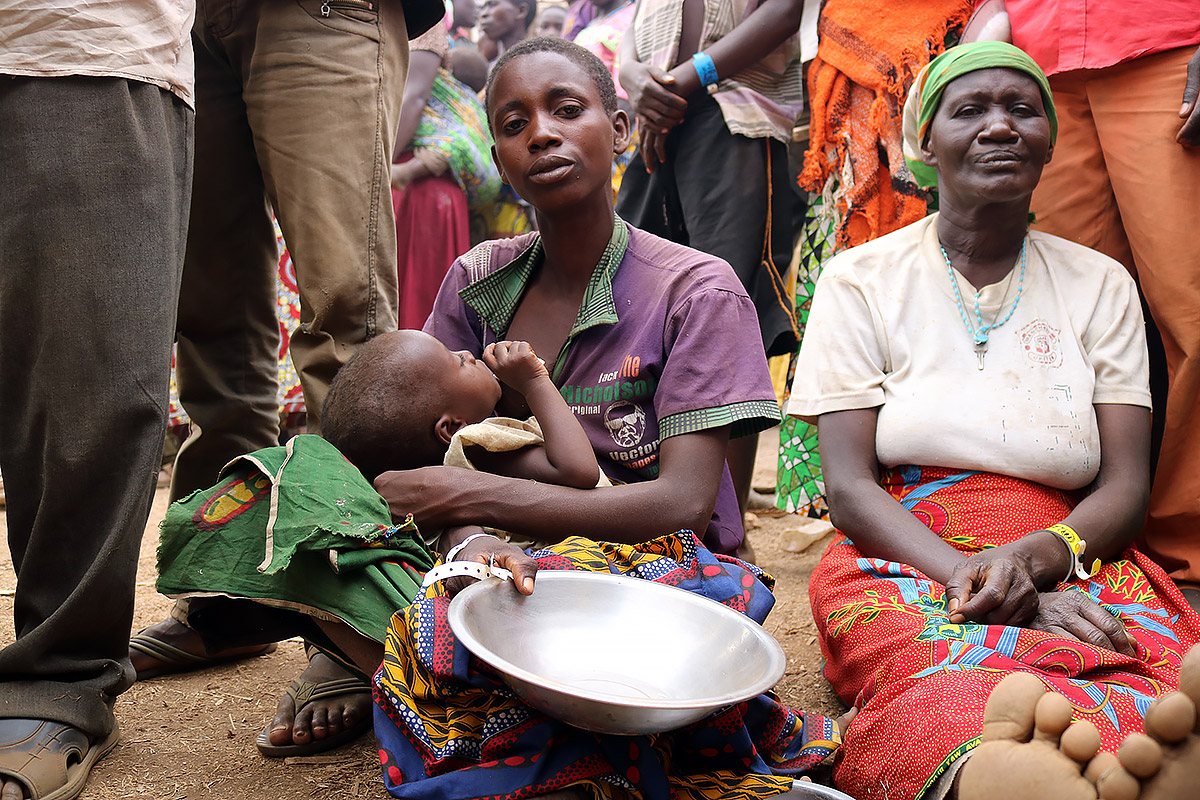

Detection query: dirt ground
xmin=0 ymin=431 xmax=844 ymax=799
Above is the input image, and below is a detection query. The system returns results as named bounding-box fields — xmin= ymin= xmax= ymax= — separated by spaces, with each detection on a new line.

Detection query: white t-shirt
xmin=787 ymin=215 xmax=1150 ymax=491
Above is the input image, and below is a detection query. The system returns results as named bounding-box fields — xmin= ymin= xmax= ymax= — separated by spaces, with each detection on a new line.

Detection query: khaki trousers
xmin=173 ymin=0 xmax=407 ymax=498
xmin=1030 ymin=46 xmax=1200 ymax=585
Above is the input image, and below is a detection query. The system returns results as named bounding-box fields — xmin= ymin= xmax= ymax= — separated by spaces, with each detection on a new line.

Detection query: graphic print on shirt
xmin=605 ymin=401 xmax=646 ymax=447
xmin=559 ymin=353 xmax=659 ymax=477
xmin=1020 ymin=319 xmax=1063 ymax=368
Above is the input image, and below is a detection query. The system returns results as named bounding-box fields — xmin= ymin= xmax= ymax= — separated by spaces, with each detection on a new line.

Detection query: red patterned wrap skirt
xmin=812 ymin=466 xmax=1200 ymax=800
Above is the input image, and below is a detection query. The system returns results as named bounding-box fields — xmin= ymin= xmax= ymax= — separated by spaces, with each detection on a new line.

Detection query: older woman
xmin=788 ymin=42 xmax=1200 ymax=800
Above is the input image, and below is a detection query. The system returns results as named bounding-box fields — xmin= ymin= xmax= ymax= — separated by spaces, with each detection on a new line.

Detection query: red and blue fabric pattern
xmin=373 ymin=532 xmax=840 ymax=800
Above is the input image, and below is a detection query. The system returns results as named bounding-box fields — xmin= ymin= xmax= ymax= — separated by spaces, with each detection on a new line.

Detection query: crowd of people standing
xmin=1 ymin=1 xmax=1199 ymax=800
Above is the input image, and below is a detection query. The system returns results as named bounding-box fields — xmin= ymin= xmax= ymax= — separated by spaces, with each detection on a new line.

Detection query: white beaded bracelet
xmin=443 ymin=531 xmax=499 ymax=563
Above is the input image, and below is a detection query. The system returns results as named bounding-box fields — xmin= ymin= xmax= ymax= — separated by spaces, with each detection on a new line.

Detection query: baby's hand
xmin=483 ymin=341 xmax=549 ymax=393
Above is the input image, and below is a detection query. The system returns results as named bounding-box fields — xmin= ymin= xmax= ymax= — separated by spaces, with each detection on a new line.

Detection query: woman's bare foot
xmin=263 ymin=652 xmax=371 ymax=752
xmin=957 ymin=645 xmax=1200 ymax=800
xmin=1096 ymin=644 xmax=1200 ymax=800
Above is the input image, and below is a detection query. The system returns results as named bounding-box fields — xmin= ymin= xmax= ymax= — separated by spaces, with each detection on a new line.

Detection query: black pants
xmin=617 ymin=92 xmax=796 ymax=358
xmin=0 ymin=77 xmax=193 ymax=738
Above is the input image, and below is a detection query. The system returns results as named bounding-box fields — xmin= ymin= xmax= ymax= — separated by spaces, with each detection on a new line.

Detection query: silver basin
xmin=447 ymin=571 xmax=786 ymax=735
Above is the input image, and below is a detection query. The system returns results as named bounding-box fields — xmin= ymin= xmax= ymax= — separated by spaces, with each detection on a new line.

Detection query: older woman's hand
xmin=944 ymin=547 xmax=1040 ymax=627
xmin=1029 ymin=591 xmax=1136 ymax=656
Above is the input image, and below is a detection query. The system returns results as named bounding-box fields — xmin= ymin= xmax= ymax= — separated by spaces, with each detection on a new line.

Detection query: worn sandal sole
xmin=255 ymin=676 xmax=372 ymax=758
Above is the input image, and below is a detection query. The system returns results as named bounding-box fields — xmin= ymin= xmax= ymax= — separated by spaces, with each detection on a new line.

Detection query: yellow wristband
xmin=1046 ymin=523 xmax=1100 ymax=582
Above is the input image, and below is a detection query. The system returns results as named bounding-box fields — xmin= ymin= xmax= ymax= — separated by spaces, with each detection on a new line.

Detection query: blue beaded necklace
xmin=940 ymin=238 xmax=1026 ymax=370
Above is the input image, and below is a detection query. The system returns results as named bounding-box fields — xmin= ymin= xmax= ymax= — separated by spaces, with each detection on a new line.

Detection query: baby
xmin=321 ymin=329 xmax=605 ymax=531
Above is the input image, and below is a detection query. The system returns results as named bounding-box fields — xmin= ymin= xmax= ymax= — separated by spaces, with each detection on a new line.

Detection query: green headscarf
xmin=901 ymin=41 xmax=1057 ymax=189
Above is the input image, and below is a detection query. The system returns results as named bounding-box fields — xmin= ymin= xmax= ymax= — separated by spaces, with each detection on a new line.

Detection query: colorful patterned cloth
xmin=799 ymin=0 xmax=971 ymax=249
xmin=411 ymin=69 xmax=502 ymax=214
xmin=156 ymin=435 xmax=436 ymax=661
xmin=813 ymin=466 xmax=1200 ymax=800
xmin=472 ymin=183 xmax=536 ymax=242
xmin=374 ymin=532 xmax=840 ymax=800
xmin=775 ymin=193 xmax=835 ymax=516
xmin=569 ymin=1 xmax=635 ymax=101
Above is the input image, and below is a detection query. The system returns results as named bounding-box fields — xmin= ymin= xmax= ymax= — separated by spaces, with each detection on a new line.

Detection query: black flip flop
xmin=129 ymin=629 xmax=277 ymax=680
xmin=255 ymin=676 xmax=372 ymax=758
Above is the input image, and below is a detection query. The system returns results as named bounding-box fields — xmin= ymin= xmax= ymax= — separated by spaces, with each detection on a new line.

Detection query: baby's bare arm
xmin=478 ymin=341 xmax=601 ymax=488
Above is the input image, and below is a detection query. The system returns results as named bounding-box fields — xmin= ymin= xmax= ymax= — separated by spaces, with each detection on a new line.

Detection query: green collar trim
xmin=458 ymin=216 xmax=630 ymax=340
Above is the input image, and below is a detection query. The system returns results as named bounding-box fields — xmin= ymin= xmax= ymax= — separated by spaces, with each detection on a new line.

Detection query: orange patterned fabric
xmin=812 ymin=466 xmax=1200 ymax=800
xmin=799 ymin=0 xmax=971 ymax=249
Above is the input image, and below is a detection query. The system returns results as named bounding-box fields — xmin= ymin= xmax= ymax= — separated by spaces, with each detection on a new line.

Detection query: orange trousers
xmin=1031 ymin=45 xmax=1200 ymax=586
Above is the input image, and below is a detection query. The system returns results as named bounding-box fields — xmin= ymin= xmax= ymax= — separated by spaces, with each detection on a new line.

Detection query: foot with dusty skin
xmin=957 ymin=645 xmax=1200 ymax=800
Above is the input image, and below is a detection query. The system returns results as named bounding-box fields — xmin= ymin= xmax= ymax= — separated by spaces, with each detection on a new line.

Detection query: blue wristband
xmin=690 ymin=52 xmax=719 ymax=90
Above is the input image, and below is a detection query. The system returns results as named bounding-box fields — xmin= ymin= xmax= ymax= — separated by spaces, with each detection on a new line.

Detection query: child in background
xmin=534 ymin=3 xmax=568 ymax=36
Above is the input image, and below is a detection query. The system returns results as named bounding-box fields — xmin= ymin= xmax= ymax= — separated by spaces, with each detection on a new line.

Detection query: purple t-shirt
xmin=424 ymin=221 xmax=780 ymax=554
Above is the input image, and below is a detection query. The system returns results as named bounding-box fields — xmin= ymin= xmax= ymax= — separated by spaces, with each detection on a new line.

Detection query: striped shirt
xmin=632 ymin=0 xmax=803 ymax=141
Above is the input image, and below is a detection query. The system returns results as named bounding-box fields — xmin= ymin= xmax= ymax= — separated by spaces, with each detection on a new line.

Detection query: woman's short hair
xmin=485 ymin=36 xmax=619 ymax=128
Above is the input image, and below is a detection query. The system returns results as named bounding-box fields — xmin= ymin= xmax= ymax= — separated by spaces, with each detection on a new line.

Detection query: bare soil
xmin=0 ymin=431 xmax=843 ymax=799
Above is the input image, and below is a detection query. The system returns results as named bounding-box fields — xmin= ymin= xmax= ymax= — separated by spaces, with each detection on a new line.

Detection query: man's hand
xmin=620 ymin=59 xmax=687 ymax=136
xmin=483 ymin=341 xmax=548 ymax=396
xmin=1177 ymin=44 xmax=1200 ymax=146
xmin=638 ymin=126 xmax=670 ymax=173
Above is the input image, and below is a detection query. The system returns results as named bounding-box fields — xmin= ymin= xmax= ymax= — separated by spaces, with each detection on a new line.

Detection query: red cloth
xmin=812 ymin=467 xmax=1200 ymax=800
xmin=393 ymin=163 xmax=470 ymax=330
xmin=1006 ymin=0 xmax=1200 ymax=76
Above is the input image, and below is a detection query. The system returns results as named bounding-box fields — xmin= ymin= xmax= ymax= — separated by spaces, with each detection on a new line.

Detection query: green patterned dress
xmin=775 ymin=194 xmax=836 ymax=516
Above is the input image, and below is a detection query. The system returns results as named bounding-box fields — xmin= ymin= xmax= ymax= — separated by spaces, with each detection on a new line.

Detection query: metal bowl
xmin=447 ymin=571 xmax=786 ymax=735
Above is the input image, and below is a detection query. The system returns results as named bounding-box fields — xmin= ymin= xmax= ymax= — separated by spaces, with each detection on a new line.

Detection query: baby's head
xmin=323 ymin=330 xmax=501 ymax=480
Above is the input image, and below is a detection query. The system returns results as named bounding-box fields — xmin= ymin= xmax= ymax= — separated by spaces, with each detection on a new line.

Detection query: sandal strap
xmin=286 ymin=676 xmax=371 ymax=711
xmin=128 ymin=632 xmax=209 ymax=666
